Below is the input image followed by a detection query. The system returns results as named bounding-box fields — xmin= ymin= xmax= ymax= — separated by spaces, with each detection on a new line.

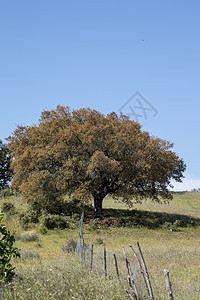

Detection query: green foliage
xmin=40 ymin=213 xmax=71 ymax=230
xmin=18 ymin=211 xmax=38 ymax=230
xmin=0 ymin=214 xmax=20 ymax=281
xmin=18 ymin=199 xmax=44 ymax=229
xmin=162 ymin=219 xmax=182 ymax=231
xmin=95 ymin=238 xmax=104 ymax=244
xmin=17 ymin=198 xmax=82 ymax=229
xmin=28 ymin=199 xmax=42 ymax=217
xmin=38 ymin=225 xmax=48 ymax=234
xmin=1 ymin=202 xmax=16 ymax=215
xmin=0 ymin=187 xmax=18 ymax=198
xmin=0 ymin=141 xmax=13 ymax=190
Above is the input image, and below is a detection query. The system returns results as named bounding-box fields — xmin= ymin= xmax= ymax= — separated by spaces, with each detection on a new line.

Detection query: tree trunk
xmin=93 ymin=192 xmax=105 ymax=218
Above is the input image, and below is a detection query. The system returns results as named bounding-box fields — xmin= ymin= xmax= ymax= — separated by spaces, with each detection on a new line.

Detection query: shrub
xmin=40 ymin=214 xmax=70 ymax=230
xmin=162 ymin=221 xmax=172 ymax=230
xmin=95 ymin=238 xmax=104 ymax=245
xmin=18 ymin=213 xmax=29 ymax=230
xmin=18 ymin=199 xmax=43 ymax=229
xmin=39 ymin=225 xmax=48 ymax=235
xmin=170 ymin=220 xmax=181 ymax=231
xmin=28 ymin=200 xmax=42 ymax=221
xmin=20 ymin=231 xmax=39 ymax=242
xmin=0 ymin=188 xmax=16 ymax=198
xmin=71 ymin=213 xmax=80 ymax=220
xmin=18 ymin=210 xmax=40 ymax=229
xmin=1 ymin=202 xmax=16 ymax=215
xmin=0 ymin=213 xmax=20 ymax=281
xmin=61 ymin=240 xmax=77 ymax=253
xmin=162 ymin=220 xmax=181 ymax=231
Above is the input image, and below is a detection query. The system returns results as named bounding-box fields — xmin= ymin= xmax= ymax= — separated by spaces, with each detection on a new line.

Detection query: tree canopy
xmin=0 ymin=140 xmax=13 ymax=190
xmin=7 ymin=106 xmax=186 ymax=217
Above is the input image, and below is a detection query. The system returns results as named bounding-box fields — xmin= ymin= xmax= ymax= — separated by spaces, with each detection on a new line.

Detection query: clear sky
xmin=0 ymin=1 xmax=200 ymax=191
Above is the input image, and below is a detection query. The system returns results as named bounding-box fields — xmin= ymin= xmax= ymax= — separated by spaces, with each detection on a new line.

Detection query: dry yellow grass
xmin=1 ymin=192 xmax=200 ymax=299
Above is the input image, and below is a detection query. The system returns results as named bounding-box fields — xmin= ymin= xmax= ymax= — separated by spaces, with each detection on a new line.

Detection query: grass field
xmin=1 ymin=192 xmax=200 ymax=299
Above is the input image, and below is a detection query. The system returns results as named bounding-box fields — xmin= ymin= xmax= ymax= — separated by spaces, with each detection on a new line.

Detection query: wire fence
xmin=76 ymin=243 xmax=200 ymax=299
xmin=75 ymin=210 xmax=154 ymax=299
xmin=75 ymin=208 xmax=200 ymax=299
xmin=84 ymin=243 xmax=151 ymax=299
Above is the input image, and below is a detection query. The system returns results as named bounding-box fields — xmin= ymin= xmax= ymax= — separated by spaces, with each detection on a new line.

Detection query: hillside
xmin=0 ymin=192 xmax=200 ymax=299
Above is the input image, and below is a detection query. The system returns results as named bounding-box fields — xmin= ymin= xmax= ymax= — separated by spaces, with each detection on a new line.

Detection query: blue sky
xmin=0 ymin=1 xmax=200 ymax=191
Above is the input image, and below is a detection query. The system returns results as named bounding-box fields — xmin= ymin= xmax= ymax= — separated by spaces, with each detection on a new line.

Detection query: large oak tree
xmin=7 ymin=106 xmax=186 ymax=217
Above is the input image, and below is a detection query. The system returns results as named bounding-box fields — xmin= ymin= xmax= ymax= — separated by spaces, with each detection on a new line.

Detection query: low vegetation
xmin=0 ymin=213 xmax=20 ymax=282
xmin=0 ymin=191 xmax=200 ymax=299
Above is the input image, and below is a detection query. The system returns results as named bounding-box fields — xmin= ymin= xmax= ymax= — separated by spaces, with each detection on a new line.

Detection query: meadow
xmin=1 ymin=192 xmax=200 ymax=299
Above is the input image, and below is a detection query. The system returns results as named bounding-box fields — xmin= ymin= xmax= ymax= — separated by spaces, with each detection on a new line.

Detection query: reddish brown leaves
xmin=7 ymin=106 xmax=186 ymax=209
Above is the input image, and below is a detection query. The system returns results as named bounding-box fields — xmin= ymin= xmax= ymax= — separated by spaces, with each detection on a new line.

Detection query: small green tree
xmin=0 ymin=140 xmax=13 ymax=190
xmin=0 ymin=214 xmax=20 ymax=281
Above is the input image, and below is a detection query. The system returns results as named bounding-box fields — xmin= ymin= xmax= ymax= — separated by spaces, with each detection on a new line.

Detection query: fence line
xmin=74 ymin=240 xmax=200 ymax=299
xmin=74 ymin=209 xmax=199 ymax=299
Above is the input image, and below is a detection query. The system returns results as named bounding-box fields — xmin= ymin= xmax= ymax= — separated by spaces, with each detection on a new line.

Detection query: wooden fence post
xmin=104 ymin=247 xmax=107 ymax=279
xmin=129 ymin=244 xmax=150 ymax=298
xmin=164 ymin=269 xmax=174 ymax=300
xmin=113 ymin=253 xmax=120 ymax=281
xmin=137 ymin=242 xmax=154 ymax=300
xmin=90 ymin=243 xmax=94 ymax=271
xmin=122 ymin=246 xmax=139 ymax=300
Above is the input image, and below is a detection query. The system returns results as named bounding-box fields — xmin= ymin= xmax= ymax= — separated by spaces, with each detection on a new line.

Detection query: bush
xmin=18 ymin=210 xmax=40 ymax=229
xmin=71 ymin=213 xmax=80 ymax=221
xmin=28 ymin=200 xmax=42 ymax=219
xmin=162 ymin=221 xmax=172 ymax=230
xmin=18 ymin=199 xmax=81 ymax=229
xmin=61 ymin=240 xmax=77 ymax=253
xmin=18 ymin=199 xmax=44 ymax=229
xmin=39 ymin=225 xmax=48 ymax=235
xmin=170 ymin=220 xmax=181 ymax=231
xmin=40 ymin=214 xmax=71 ymax=230
xmin=0 ymin=213 xmax=20 ymax=281
xmin=162 ymin=220 xmax=181 ymax=231
xmin=0 ymin=188 xmax=16 ymax=198
xmin=95 ymin=238 xmax=104 ymax=245
xmin=1 ymin=202 xmax=16 ymax=215
xmin=20 ymin=231 xmax=39 ymax=242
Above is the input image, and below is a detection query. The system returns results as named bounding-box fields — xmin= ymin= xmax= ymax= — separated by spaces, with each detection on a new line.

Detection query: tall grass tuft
xmin=0 ymin=255 xmax=126 ymax=300
xmin=20 ymin=230 xmax=39 ymax=242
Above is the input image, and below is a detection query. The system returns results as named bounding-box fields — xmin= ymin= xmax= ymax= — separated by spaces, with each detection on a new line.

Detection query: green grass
xmin=1 ymin=255 xmax=126 ymax=300
xmin=1 ymin=192 xmax=200 ymax=299
xmin=103 ymin=191 xmax=200 ymax=218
